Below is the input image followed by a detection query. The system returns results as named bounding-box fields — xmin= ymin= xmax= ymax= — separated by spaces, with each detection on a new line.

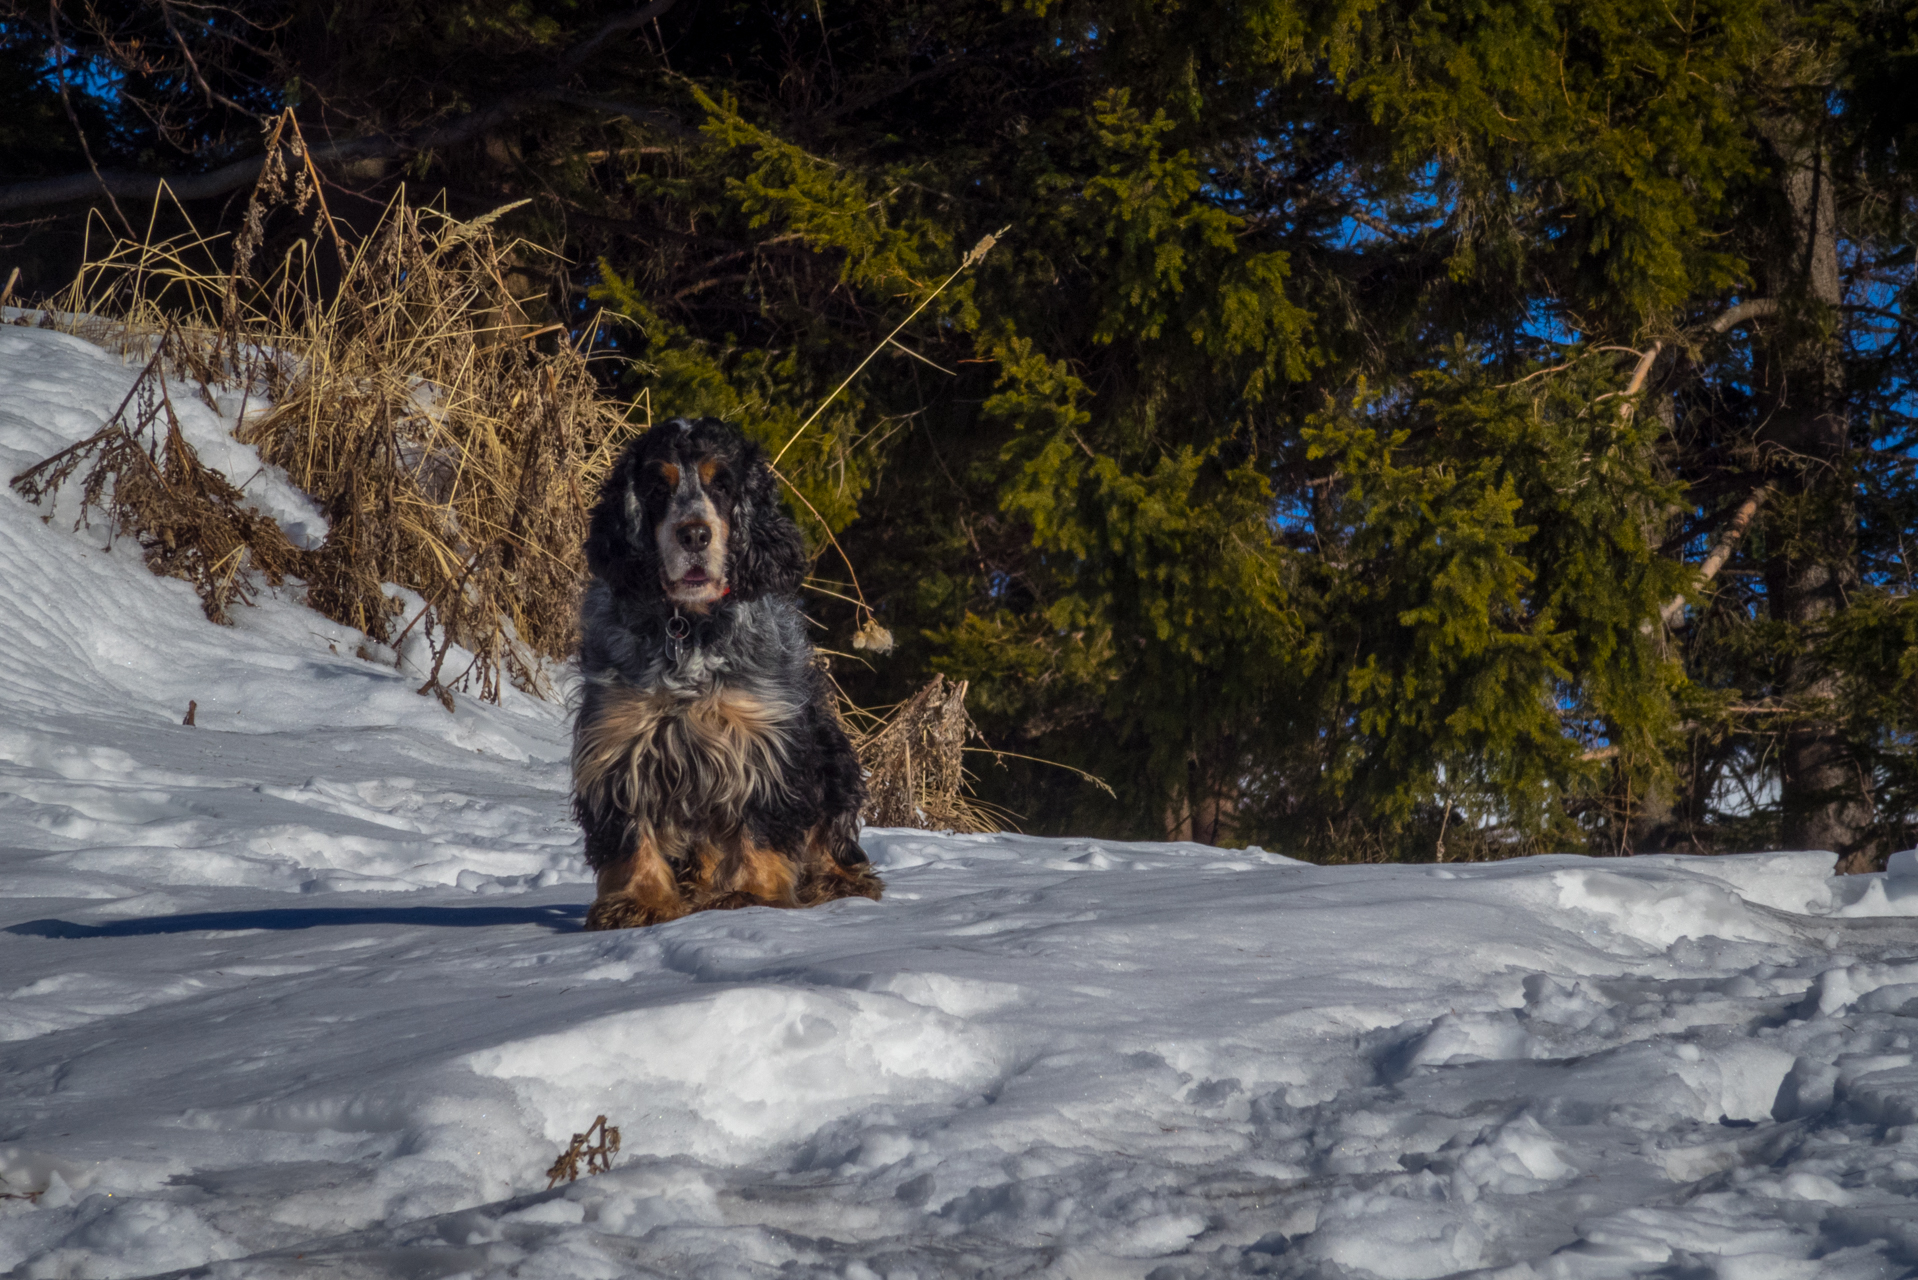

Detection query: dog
xmin=571 ymin=416 xmax=882 ymax=930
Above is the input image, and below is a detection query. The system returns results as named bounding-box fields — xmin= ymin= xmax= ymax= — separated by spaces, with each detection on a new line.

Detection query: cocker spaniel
xmin=572 ymin=416 xmax=881 ymax=930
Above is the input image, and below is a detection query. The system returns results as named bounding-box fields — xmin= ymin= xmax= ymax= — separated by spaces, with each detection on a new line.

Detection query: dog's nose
xmin=676 ymin=522 xmax=712 ymax=552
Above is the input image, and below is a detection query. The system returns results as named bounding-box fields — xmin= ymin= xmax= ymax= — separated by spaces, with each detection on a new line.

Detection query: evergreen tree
xmin=4 ymin=0 xmax=1913 ymax=863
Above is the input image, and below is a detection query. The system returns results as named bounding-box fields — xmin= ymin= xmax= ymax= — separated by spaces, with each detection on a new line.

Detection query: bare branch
xmin=2 ymin=2 xmax=690 ymax=214
xmin=157 ymin=0 xmax=256 ymax=118
xmin=1660 ymin=486 xmax=1770 ymax=626
xmin=1595 ymin=342 xmax=1661 ymax=421
xmin=818 ymin=54 xmax=971 ymax=121
xmin=544 ymin=90 xmax=701 ymax=139
xmin=1707 ymin=298 xmax=1778 ymax=334
xmin=0 ymin=90 xmax=693 ymax=212
xmin=557 ymin=0 xmax=681 ymax=75
xmin=1345 ymin=209 xmax=1411 ymax=244
xmin=47 ymin=2 xmax=133 ymax=235
xmin=1622 ymin=342 xmax=1662 ymax=397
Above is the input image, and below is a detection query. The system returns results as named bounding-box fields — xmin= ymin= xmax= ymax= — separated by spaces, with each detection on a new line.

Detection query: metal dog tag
xmin=665 ymin=609 xmax=691 ymax=665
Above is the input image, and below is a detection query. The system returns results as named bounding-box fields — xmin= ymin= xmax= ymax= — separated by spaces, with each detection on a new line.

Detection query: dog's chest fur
xmin=573 ymin=590 xmax=811 ymax=834
xmin=574 ymin=683 xmax=798 ymax=833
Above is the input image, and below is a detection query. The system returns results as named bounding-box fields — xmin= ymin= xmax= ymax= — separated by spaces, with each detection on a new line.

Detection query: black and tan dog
xmin=572 ymin=416 xmax=881 ymax=930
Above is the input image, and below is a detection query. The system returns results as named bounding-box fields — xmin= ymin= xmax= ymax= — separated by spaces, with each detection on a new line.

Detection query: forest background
xmin=2 ymin=0 xmax=1915 ymax=869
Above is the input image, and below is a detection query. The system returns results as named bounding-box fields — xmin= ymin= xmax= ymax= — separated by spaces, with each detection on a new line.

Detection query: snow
xmin=6 ymin=322 xmax=1918 ymax=1278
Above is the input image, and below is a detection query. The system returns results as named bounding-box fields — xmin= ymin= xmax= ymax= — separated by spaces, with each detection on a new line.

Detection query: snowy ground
xmin=7 ymin=323 xmax=1918 ymax=1279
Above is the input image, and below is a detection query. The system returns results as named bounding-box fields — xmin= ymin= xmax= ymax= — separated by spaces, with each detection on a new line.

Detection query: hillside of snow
xmin=6 ymin=322 xmax=1918 ymax=1279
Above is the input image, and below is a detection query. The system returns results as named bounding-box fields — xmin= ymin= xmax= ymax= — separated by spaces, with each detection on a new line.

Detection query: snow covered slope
xmin=6 ymin=323 xmax=1918 ymax=1279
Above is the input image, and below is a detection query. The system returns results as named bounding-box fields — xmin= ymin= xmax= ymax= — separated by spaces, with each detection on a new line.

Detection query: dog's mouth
xmin=665 ymin=564 xmax=726 ymax=606
xmin=655 ymin=505 xmax=730 ymax=607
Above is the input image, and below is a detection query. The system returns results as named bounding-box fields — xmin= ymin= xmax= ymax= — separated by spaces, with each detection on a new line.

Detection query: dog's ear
xmin=727 ymin=443 xmax=807 ymax=601
xmin=584 ymin=439 xmax=660 ymax=595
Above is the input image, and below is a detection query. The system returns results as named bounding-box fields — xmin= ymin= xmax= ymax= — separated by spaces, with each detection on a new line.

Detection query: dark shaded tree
xmin=4 ymin=0 xmax=1914 ymax=863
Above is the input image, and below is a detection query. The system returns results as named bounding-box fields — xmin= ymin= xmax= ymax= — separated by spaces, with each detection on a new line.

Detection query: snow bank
xmin=6 ymin=322 xmax=1918 ymax=1278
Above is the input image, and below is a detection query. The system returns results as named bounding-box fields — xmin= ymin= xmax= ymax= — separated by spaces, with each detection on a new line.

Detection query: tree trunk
xmin=1167 ymin=745 xmax=1238 ymax=844
xmin=1756 ymin=122 xmax=1874 ymax=861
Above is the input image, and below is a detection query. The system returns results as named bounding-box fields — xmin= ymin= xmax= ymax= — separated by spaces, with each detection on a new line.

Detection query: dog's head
xmin=585 ymin=417 xmax=807 ymax=610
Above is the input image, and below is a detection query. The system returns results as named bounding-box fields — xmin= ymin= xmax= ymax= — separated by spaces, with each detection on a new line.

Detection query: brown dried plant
xmin=11 ymin=334 xmax=307 ymax=624
xmin=16 ymin=121 xmax=628 ymax=703
xmin=848 ymin=674 xmax=999 ymax=833
xmin=236 ymin=193 xmax=625 ymax=704
xmin=545 ymin=1115 xmax=620 ymax=1188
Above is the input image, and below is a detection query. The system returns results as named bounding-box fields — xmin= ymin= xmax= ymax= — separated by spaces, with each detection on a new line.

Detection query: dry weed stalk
xmin=850 ymin=673 xmax=997 ymax=833
xmin=238 ymin=192 xmax=625 ymax=703
xmin=545 ymin=1115 xmax=620 ymax=1188
xmin=11 ymin=333 xmax=306 ymax=623
xmin=17 ymin=143 xmax=627 ymax=702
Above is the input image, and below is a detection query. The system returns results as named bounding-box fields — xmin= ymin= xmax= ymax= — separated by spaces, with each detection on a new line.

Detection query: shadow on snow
xmin=5 ymin=902 xmax=589 ymax=939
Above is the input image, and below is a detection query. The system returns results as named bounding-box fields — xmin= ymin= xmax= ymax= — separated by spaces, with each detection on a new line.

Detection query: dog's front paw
xmin=842 ymin=864 xmax=885 ymax=901
xmin=797 ymin=862 xmax=885 ymax=905
xmin=585 ymin=894 xmax=673 ymax=931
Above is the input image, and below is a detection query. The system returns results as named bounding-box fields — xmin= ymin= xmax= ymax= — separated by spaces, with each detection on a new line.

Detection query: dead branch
xmin=9 ymin=330 xmax=308 ymax=625
xmin=1660 ymin=487 xmax=1770 ymax=626
xmin=545 ymin=1115 xmax=620 ymax=1187
xmin=1622 ymin=343 xmax=1662 ymax=397
xmin=1708 ymin=298 xmax=1779 ymax=334
xmin=1592 ymin=342 xmax=1665 ymax=423
xmin=558 ymin=0 xmax=683 ymax=74
xmin=0 ymin=3 xmax=694 ymax=215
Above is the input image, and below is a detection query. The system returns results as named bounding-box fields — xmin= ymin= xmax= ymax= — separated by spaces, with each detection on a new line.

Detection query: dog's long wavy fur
xmin=572 ymin=416 xmax=880 ymax=930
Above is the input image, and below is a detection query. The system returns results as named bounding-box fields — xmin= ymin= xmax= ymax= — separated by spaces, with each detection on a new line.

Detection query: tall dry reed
xmin=15 ymin=137 xmax=627 ymax=704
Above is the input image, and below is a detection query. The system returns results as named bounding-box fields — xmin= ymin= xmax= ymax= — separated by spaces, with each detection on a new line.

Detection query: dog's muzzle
xmin=658 ymin=486 xmax=727 ymax=607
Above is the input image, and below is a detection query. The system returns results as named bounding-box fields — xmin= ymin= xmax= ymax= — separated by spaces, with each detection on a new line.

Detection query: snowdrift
xmin=6 ymin=322 xmax=1918 ymax=1278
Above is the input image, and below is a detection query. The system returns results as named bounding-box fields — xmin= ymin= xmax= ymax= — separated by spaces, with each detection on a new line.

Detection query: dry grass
xmin=12 ymin=335 xmax=307 ymax=624
xmin=847 ymin=674 xmax=999 ymax=833
xmin=236 ymin=193 xmax=624 ymax=704
xmin=14 ymin=129 xmax=626 ymax=702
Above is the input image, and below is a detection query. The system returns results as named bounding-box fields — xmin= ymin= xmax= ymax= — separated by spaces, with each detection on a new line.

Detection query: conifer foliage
xmin=6 ymin=0 xmax=1915 ymax=864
